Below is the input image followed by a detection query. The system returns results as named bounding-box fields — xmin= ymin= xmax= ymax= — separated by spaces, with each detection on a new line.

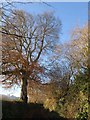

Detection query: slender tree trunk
xmin=20 ymin=72 xmax=28 ymax=103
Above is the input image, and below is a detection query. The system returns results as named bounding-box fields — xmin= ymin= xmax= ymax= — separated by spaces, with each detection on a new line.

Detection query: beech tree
xmin=1 ymin=9 xmax=61 ymax=103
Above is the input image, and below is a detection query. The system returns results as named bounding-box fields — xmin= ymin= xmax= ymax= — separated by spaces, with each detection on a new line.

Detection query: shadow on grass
xmin=1 ymin=100 xmax=75 ymax=120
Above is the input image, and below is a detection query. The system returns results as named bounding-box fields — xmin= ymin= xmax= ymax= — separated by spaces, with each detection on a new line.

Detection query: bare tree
xmin=1 ymin=9 xmax=61 ymax=103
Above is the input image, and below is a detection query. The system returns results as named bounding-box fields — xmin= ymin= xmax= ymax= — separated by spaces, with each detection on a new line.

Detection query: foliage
xmin=44 ymin=98 xmax=57 ymax=111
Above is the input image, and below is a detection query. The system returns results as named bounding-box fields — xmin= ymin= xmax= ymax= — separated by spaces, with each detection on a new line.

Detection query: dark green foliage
xmin=53 ymin=69 xmax=89 ymax=120
xmin=76 ymin=111 xmax=88 ymax=120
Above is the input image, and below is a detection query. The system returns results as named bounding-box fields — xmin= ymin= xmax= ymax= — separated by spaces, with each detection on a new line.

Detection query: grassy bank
xmin=1 ymin=100 xmax=70 ymax=120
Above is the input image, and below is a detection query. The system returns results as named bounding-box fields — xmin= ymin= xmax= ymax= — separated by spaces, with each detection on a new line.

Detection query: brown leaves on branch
xmin=1 ymin=9 xmax=61 ymax=87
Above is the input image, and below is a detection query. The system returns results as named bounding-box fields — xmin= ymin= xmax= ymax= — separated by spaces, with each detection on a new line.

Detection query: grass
xmin=1 ymin=99 xmax=70 ymax=120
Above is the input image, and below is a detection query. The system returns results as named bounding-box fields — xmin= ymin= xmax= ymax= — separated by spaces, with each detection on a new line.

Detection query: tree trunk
xmin=20 ymin=72 xmax=28 ymax=103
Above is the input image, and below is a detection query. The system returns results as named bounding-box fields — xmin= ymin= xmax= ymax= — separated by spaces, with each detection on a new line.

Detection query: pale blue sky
xmin=1 ymin=2 xmax=88 ymax=97
xmin=14 ymin=2 xmax=88 ymax=43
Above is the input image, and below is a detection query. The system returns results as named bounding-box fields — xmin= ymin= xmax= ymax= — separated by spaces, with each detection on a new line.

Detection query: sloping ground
xmin=1 ymin=100 xmax=71 ymax=120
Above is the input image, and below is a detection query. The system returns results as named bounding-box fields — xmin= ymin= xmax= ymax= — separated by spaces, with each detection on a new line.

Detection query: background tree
xmin=64 ymin=24 xmax=88 ymax=75
xmin=44 ymin=24 xmax=88 ymax=119
xmin=57 ymin=24 xmax=89 ymax=119
xmin=1 ymin=9 xmax=61 ymax=103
